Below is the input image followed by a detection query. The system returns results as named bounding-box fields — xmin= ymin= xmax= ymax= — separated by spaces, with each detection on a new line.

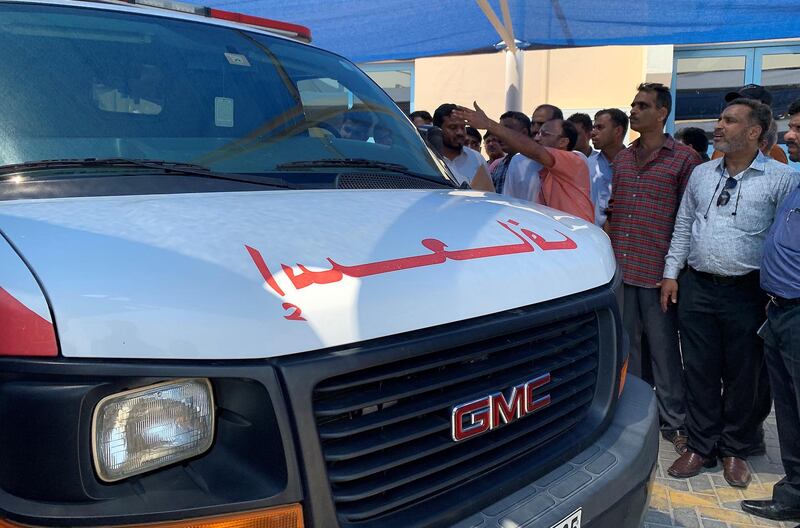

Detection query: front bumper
xmin=452 ymin=375 xmax=658 ymax=528
xmin=0 ymin=280 xmax=630 ymax=528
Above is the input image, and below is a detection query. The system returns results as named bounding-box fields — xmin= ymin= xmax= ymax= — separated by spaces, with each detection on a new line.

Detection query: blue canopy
xmin=204 ymin=0 xmax=800 ymax=63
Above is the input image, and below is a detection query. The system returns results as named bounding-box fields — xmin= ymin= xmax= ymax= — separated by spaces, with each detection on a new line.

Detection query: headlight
xmin=92 ymin=379 xmax=215 ymax=482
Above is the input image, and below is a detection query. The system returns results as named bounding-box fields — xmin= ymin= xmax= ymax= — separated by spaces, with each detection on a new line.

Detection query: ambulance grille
xmin=336 ymin=172 xmax=449 ymax=189
xmin=312 ymin=309 xmax=600 ymax=525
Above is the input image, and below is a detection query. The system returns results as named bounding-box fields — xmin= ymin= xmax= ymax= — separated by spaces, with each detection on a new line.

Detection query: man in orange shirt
xmin=454 ymin=103 xmax=594 ymax=223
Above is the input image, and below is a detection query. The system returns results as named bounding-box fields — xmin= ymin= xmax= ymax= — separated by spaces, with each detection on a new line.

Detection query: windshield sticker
xmin=245 ymin=220 xmax=577 ymax=322
xmin=224 ymin=53 xmax=251 ymax=67
xmin=214 ymin=97 xmax=234 ymax=128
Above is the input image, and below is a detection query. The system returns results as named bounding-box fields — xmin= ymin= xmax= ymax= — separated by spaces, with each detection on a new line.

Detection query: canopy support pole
xmin=475 ymin=0 xmax=515 ymax=52
xmin=475 ymin=0 xmax=524 ymax=112
xmin=505 ymin=48 xmax=524 ymax=112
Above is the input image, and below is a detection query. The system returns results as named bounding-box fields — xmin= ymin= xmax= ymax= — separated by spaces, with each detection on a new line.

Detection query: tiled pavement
xmin=645 ymin=412 xmax=798 ymax=528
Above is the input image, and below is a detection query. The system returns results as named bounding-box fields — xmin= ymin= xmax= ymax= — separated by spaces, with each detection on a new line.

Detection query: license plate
xmin=550 ymin=508 xmax=581 ymax=528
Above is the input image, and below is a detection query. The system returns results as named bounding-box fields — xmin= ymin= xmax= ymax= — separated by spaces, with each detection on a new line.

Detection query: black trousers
xmin=762 ymin=302 xmax=800 ymax=507
xmin=623 ymin=284 xmax=686 ymax=437
xmin=747 ymin=352 xmax=773 ymax=447
xmin=678 ymin=268 xmax=765 ymax=458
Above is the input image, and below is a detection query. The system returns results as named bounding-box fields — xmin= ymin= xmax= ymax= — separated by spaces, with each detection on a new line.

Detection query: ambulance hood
xmin=0 ymin=189 xmax=615 ymax=359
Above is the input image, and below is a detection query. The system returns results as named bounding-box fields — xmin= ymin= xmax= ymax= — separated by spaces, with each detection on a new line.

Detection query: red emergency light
xmin=123 ymin=0 xmax=312 ymax=42
xmin=207 ymin=8 xmax=311 ymax=42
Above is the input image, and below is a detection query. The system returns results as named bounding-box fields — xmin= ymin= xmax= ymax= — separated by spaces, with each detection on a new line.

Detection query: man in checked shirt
xmin=661 ymin=98 xmax=800 ymax=487
xmin=607 ymin=83 xmax=700 ymax=455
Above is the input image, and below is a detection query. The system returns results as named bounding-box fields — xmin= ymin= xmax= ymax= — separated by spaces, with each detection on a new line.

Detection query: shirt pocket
xmin=734 ymin=187 xmax=774 ymax=235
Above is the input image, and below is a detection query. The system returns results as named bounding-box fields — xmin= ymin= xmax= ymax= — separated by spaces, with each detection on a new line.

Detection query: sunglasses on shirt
xmin=704 ymin=175 xmax=741 ymax=219
xmin=717 ymin=177 xmax=738 ymax=207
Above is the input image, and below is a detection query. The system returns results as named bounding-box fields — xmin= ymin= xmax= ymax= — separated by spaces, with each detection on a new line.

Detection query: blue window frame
xmin=670 ymin=43 xmax=800 ymax=159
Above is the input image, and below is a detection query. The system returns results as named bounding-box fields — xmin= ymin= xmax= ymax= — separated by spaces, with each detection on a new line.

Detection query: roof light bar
xmin=207 ymin=8 xmax=312 ymax=42
xmin=123 ymin=0 xmax=312 ymax=42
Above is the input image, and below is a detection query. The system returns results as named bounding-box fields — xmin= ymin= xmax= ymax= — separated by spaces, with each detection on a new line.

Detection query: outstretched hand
xmin=452 ymin=102 xmax=495 ymax=130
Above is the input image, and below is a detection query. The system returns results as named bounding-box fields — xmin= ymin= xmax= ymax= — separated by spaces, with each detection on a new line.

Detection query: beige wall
xmin=522 ymin=46 xmax=646 ymax=114
xmin=414 ymin=45 xmax=661 ymax=123
xmin=413 ymin=53 xmax=508 ymax=123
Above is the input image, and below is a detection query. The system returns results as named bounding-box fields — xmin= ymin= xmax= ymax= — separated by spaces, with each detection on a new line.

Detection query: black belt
xmin=768 ymin=294 xmax=800 ymax=308
xmin=689 ymin=267 xmax=758 ymax=286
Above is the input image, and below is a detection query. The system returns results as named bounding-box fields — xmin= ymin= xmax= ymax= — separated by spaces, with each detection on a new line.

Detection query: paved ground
xmin=645 ymin=411 xmax=798 ymax=528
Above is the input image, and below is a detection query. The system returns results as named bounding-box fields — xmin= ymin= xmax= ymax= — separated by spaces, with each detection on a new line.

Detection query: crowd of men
xmin=412 ymin=83 xmax=800 ymax=522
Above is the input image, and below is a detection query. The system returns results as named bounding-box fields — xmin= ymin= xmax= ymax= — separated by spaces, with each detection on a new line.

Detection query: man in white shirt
xmin=490 ymin=111 xmax=531 ymax=194
xmin=662 ymin=98 xmax=800 ymax=487
xmin=433 ymin=104 xmax=494 ymax=192
xmin=502 ymin=154 xmax=542 ymax=202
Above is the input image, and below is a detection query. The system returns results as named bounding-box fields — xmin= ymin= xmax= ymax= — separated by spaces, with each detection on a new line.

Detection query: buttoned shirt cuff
xmin=662 ymin=263 xmax=681 ymax=280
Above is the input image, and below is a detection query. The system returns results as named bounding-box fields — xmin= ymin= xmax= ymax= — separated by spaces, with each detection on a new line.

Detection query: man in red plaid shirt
xmin=607 ymin=82 xmax=701 ymax=454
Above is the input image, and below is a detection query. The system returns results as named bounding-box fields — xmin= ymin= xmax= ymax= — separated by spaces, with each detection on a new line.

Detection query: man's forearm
xmin=486 ymin=122 xmax=553 ymax=167
xmin=663 ymin=210 xmax=693 ymax=279
xmin=453 ymin=104 xmax=554 ymax=167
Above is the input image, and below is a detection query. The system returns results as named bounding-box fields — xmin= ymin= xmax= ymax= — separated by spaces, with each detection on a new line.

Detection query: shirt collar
xmin=630 ymin=133 xmax=676 ymax=151
xmin=715 ymin=150 xmax=769 ymax=177
xmin=751 ymin=150 xmax=769 ymax=171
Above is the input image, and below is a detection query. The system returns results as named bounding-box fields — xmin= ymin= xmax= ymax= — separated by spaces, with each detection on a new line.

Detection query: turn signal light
xmin=618 ymin=356 xmax=629 ymax=398
xmin=0 ymin=504 xmax=304 ymax=528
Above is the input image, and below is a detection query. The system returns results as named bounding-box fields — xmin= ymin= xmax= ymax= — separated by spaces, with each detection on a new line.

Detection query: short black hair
xmin=409 ymin=110 xmax=432 ymax=123
xmin=595 ymin=108 xmax=629 ymax=136
xmin=483 ymin=130 xmax=496 ymax=140
xmin=727 ymin=97 xmax=773 ymax=142
xmin=535 ymin=104 xmax=563 ymax=121
xmin=675 ymin=127 xmax=709 ymax=156
xmin=567 ymin=113 xmax=592 ymax=134
xmin=433 ymin=104 xmax=458 ymax=127
xmin=637 ymin=82 xmax=672 ymax=117
xmin=789 ymin=99 xmax=800 ymax=116
xmin=555 ymin=119 xmax=578 ymax=151
xmin=499 ymin=110 xmax=532 ymax=136
xmin=465 ymin=126 xmax=481 ymax=142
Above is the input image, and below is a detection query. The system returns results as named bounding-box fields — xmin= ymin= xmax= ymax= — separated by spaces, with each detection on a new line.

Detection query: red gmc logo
xmin=451 ymin=373 xmax=552 ymax=442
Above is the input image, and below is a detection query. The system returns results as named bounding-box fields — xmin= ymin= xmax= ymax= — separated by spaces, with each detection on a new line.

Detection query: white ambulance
xmin=0 ymin=1 xmax=657 ymax=527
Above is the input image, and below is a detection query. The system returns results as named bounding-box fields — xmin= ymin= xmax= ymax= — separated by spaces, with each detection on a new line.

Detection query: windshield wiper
xmin=276 ymin=158 xmax=453 ymax=187
xmin=277 ymin=158 xmax=412 ymax=172
xmin=0 ymin=158 xmax=295 ymax=189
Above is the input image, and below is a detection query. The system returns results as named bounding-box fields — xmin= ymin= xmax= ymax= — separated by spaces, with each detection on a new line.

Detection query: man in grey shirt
xmin=661 ymin=98 xmax=800 ymax=487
